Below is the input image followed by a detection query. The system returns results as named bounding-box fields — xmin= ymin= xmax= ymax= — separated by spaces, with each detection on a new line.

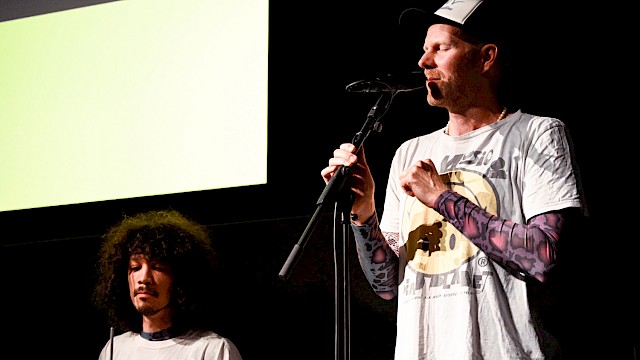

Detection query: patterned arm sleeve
xmin=350 ymin=213 xmax=399 ymax=300
xmin=435 ymin=190 xmax=564 ymax=282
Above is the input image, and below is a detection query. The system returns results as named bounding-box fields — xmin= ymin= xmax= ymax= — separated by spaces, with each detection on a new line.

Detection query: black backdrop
xmin=1 ymin=1 xmax=634 ymax=359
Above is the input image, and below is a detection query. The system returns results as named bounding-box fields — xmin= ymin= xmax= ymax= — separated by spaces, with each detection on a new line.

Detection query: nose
xmin=137 ymin=264 xmax=153 ymax=285
xmin=418 ymin=51 xmax=434 ymax=70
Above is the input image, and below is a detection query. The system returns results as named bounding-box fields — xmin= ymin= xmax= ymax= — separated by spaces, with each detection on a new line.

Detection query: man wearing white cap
xmin=321 ymin=0 xmax=587 ymax=358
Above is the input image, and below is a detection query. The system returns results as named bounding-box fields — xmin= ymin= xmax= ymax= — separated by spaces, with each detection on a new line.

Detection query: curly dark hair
xmin=93 ymin=209 xmax=219 ymax=333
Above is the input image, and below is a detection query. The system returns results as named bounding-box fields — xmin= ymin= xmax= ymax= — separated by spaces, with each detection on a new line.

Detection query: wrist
xmin=350 ymin=210 xmax=375 ymax=226
xmin=350 ymin=201 xmax=375 ymax=226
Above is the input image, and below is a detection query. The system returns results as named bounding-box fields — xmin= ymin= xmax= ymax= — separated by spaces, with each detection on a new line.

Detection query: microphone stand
xmin=279 ymin=90 xmax=396 ymax=360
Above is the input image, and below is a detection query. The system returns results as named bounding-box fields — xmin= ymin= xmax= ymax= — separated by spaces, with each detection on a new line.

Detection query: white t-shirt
xmin=379 ymin=110 xmax=583 ymax=360
xmin=98 ymin=329 xmax=243 ymax=360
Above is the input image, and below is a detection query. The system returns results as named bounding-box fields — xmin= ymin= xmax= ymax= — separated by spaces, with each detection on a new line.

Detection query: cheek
xmin=152 ymin=272 xmax=172 ymax=289
xmin=128 ymin=279 xmax=137 ymax=302
xmin=156 ymin=278 xmax=174 ymax=303
xmin=158 ymin=276 xmax=173 ymax=293
xmin=128 ymin=274 xmax=138 ymax=292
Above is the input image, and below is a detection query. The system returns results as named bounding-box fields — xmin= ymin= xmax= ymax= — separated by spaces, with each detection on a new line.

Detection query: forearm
xmin=435 ymin=190 xmax=563 ymax=282
xmin=351 ymin=213 xmax=399 ymax=299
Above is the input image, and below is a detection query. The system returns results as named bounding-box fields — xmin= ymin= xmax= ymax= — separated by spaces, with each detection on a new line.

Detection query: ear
xmin=480 ymin=43 xmax=498 ymax=73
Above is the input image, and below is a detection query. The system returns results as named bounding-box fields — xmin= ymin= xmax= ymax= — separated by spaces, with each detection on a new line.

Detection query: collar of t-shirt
xmin=140 ymin=327 xmax=178 ymax=341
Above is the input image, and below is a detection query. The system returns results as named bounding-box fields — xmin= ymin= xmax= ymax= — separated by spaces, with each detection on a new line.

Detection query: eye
xmin=128 ymin=264 xmax=141 ymax=272
xmin=151 ymin=262 xmax=170 ymax=272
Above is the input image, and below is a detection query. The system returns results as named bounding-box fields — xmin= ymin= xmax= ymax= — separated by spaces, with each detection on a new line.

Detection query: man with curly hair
xmin=93 ymin=209 xmax=242 ymax=360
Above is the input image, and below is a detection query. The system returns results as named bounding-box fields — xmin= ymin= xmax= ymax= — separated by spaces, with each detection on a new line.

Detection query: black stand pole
xmin=279 ymin=91 xmax=396 ymax=360
xmin=334 ymin=195 xmax=352 ymax=360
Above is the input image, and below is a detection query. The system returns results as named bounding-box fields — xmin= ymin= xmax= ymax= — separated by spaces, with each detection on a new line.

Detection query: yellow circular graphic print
xmin=401 ymin=170 xmax=499 ymax=275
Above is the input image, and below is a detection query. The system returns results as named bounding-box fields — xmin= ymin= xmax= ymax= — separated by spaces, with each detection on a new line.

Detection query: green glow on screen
xmin=0 ymin=0 xmax=268 ymax=212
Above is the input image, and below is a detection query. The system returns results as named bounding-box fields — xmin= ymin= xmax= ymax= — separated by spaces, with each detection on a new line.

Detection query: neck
xmin=141 ymin=307 xmax=173 ymax=333
xmin=444 ymin=106 xmax=508 ymax=136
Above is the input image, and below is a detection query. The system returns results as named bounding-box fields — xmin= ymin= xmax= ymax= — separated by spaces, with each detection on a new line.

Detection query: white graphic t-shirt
xmin=379 ymin=110 xmax=583 ymax=359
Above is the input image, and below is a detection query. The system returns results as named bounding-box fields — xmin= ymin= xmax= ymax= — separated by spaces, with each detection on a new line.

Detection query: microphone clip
xmin=345 ymin=71 xmax=425 ymax=94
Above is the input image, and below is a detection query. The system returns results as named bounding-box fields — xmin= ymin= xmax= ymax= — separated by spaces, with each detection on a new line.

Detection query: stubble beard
xmin=138 ymin=305 xmax=160 ymax=317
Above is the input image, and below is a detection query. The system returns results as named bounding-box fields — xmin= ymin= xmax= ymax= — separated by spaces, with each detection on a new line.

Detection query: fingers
xmin=321 ymin=144 xmax=359 ymax=184
xmin=330 ymin=144 xmax=359 ymax=168
xmin=340 ymin=143 xmax=356 ymax=153
xmin=422 ymin=158 xmax=435 ymax=169
xmin=320 ymin=143 xmax=371 ymax=186
xmin=321 ymin=163 xmax=340 ymax=183
xmin=400 ymin=160 xmax=432 ymax=195
xmin=399 ymin=159 xmax=447 ymax=208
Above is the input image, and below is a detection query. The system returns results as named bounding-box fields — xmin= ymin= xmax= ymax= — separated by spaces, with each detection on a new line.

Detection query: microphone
xmin=346 ymin=71 xmax=425 ymax=93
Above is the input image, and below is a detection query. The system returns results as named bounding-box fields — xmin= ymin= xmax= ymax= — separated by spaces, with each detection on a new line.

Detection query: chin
xmin=137 ymin=304 xmax=161 ymax=317
xmin=427 ymin=97 xmax=443 ymax=107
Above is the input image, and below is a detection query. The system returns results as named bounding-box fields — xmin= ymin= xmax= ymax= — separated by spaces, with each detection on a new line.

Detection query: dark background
xmin=1 ymin=1 xmax=633 ymax=359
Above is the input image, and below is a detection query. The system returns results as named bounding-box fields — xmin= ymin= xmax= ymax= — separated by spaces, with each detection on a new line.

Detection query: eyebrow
xmin=129 ymin=254 xmax=147 ymax=261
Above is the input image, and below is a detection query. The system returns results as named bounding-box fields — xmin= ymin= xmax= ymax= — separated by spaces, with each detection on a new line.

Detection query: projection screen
xmin=0 ymin=0 xmax=269 ymax=212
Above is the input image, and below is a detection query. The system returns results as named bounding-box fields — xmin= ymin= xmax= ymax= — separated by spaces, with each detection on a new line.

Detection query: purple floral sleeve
xmin=435 ymin=190 xmax=564 ymax=282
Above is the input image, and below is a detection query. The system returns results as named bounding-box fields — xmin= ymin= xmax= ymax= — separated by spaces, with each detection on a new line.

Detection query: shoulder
xmin=99 ymin=331 xmax=138 ymax=358
xmin=395 ymin=129 xmax=442 ymax=156
xmin=506 ymin=110 xmax=575 ymax=146
xmin=181 ymin=329 xmax=225 ymax=341
xmin=181 ymin=330 xmax=243 ymax=358
xmin=512 ymin=110 xmax=567 ymax=132
xmin=114 ymin=331 xmax=138 ymax=342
